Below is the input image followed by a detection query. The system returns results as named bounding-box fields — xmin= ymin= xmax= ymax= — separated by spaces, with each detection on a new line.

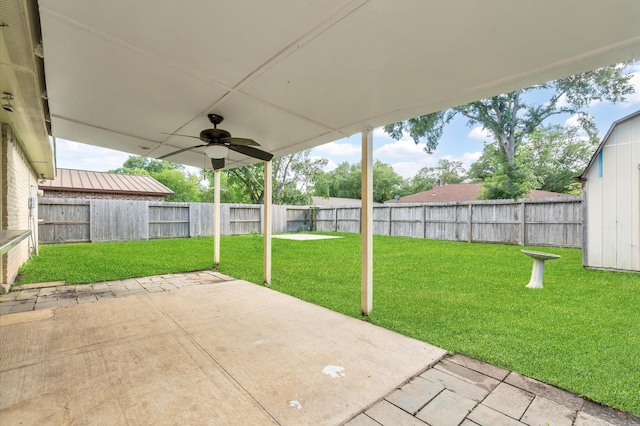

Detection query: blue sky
xmin=56 ymin=62 xmax=640 ymax=179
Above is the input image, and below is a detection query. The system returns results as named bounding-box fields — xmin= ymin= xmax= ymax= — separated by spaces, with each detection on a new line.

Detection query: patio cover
xmin=33 ymin=0 xmax=640 ymax=170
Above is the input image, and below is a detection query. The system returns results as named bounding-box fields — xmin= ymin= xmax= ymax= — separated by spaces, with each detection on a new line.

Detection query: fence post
xmin=90 ymin=199 xmax=95 ymax=242
xmin=334 ymin=207 xmax=338 ymax=232
xmin=188 ymin=204 xmax=192 ymax=237
xmin=467 ymin=204 xmax=473 ymax=242
xmin=388 ymin=206 xmax=392 ymax=236
xmin=520 ymin=200 xmax=526 ymax=246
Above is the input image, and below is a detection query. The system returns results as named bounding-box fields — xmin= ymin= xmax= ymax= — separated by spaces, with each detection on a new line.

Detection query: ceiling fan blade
xmin=228 ymin=144 xmax=274 ymax=162
xmin=226 ymin=137 xmax=260 ymax=147
xmin=211 ymin=158 xmax=225 ymax=170
xmin=157 ymin=144 xmax=207 ymax=159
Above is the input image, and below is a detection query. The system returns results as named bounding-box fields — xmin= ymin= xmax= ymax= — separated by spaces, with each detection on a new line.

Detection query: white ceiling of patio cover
xmin=38 ymin=0 xmax=640 ymax=170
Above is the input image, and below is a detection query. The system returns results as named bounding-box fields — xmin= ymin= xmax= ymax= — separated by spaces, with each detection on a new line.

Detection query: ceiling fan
xmin=158 ymin=114 xmax=273 ymax=170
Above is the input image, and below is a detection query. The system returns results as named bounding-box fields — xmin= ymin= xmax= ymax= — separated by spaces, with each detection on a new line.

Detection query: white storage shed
xmin=580 ymin=110 xmax=640 ymax=272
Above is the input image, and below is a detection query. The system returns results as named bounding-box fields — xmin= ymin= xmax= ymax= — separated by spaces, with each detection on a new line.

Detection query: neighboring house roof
xmin=310 ymin=196 xmax=382 ymax=207
xmin=39 ymin=169 xmax=174 ymax=196
xmin=386 ymin=183 xmax=566 ymax=203
xmin=579 ymin=109 xmax=640 ymax=181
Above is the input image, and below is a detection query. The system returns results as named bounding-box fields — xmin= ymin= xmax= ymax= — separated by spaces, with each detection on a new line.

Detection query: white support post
xmin=214 ymin=170 xmax=221 ymax=267
xmin=361 ymin=128 xmax=373 ymax=315
xmin=264 ymin=160 xmax=273 ymax=285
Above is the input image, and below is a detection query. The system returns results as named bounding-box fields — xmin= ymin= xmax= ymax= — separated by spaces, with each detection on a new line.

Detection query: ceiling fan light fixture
xmin=204 ymin=144 xmax=228 ymax=159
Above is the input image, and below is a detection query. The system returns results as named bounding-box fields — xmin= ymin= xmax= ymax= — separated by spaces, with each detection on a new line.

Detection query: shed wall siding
xmin=632 ymin=129 xmax=640 ymax=270
xmin=601 ymin=144 xmax=618 ymax=267
xmin=584 ymin=115 xmax=640 ymax=271
xmin=616 ymin=143 xmax=633 ymax=270
xmin=585 ymin=173 xmax=603 ymax=268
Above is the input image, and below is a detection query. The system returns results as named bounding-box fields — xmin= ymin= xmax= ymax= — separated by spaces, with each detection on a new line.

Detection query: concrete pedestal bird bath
xmin=521 ymin=250 xmax=561 ymax=289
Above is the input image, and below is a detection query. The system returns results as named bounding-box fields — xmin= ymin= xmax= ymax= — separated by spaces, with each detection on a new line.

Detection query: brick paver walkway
xmin=0 ymin=271 xmax=232 ymax=315
xmin=1 ymin=271 xmax=638 ymax=425
xmin=347 ymin=354 xmax=639 ymax=426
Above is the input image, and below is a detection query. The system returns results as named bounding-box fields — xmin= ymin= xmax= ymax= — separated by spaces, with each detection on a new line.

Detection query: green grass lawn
xmin=17 ymin=233 xmax=640 ymax=414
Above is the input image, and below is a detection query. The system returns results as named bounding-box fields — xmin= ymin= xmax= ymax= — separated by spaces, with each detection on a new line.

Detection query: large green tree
xmin=110 ymin=156 xmax=184 ymax=174
xmin=469 ymin=124 xmax=599 ymax=196
xmin=404 ymin=167 xmax=437 ymax=194
xmin=110 ymin=156 xmax=203 ymax=202
xmin=403 ymin=159 xmax=467 ymax=195
xmin=385 ymin=63 xmax=634 ymax=198
xmin=314 ymin=162 xmax=360 ymax=200
xmin=153 ymin=169 xmax=203 ymax=202
xmin=521 ymin=125 xmax=597 ymax=193
xmin=314 ymin=160 xmax=405 ymax=203
xmin=425 ymin=159 xmax=466 ymax=185
xmin=202 ymin=150 xmax=328 ymax=205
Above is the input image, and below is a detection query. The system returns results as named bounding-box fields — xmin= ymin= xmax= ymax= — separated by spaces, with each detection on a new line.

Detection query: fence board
xmin=189 ymin=203 xmax=214 ymax=237
xmin=272 ymin=205 xmax=287 ymax=234
xmin=38 ymin=199 xmax=90 ymax=243
xmin=336 ymin=207 xmax=361 ymax=233
xmin=228 ymin=205 xmax=261 ymax=235
xmin=423 ymin=205 xmax=469 ymax=241
xmin=149 ymin=203 xmax=189 ymax=239
xmin=316 ymin=208 xmax=337 ymax=232
xmin=373 ymin=206 xmax=390 ymax=235
xmin=390 ymin=205 xmax=423 ymax=238
xmin=285 ymin=207 xmax=311 ymax=232
xmin=90 ymin=200 xmax=149 ymax=242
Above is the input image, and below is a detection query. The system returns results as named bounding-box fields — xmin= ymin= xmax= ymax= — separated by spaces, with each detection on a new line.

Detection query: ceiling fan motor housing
xmin=200 ymin=128 xmax=231 ymax=143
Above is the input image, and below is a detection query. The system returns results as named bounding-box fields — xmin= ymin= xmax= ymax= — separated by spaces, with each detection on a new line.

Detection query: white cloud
xmin=373 ymin=127 xmax=388 ymax=137
xmin=312 ymin=141 xmax=360 ymax=157
xmin=374 ymin=138 xmax=426 ymax=160
xmin=55 ymin=139 xmax=131 ymax=171
xmin=431 ymin=152 xmax=483 ymax=173
xmin=564 ymin=114 xmax=582 ymax=128
xmin=61 ymin=140 xmax=81 ymax=151
xmin=55 ymin=138 xmax=203 ymax=177
xmin=561 ymin=114 xmax=594 ymax=142
xmin=444 ymin=151 xmax=483 ymax=170
xmin=556 ymin=93 xmax=569 ymax=108
xmin=385 ymin=151 xmax=482 ymax=179
xmin=467 ymin=126 xmax=492 ymax=141
xmin=547 ymin=92 xmax=602 ymax=108
xmin=389 ymin=160 xmax=437 ymax=179
xmin=310 ymin=155 xmax=337 ymax=172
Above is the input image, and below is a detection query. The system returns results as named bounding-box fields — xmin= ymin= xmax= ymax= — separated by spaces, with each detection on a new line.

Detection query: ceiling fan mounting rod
xmin=208 ymin=113 xmax=224 ymax=128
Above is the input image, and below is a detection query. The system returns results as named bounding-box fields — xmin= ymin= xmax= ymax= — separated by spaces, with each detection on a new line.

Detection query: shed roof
xmin=579 ymin=109 xmax=640 ymax=181
xmin=40 ymin=169 xmax=174 ymax=196
xmin=387 ymin=183 xmax=566 ymax=203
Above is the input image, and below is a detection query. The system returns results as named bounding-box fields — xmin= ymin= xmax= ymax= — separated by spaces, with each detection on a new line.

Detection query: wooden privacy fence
xmin=39 ymin=197 xmax=581 ymax=247
xmin=315 ymin=197 xmax=582 ymax=248
xmin=38 ymin=199 xmax=308 ymax=243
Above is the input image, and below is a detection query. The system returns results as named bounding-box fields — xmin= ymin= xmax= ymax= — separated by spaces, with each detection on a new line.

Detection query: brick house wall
xmin=42 ymin=190 xmax=164 ymax=201
xmin=1 ymin=124 xmax=39 ymax=286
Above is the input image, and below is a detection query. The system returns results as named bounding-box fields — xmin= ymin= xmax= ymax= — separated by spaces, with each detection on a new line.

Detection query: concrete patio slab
xmin=0 ymin=279 xmax=446 ymax=425
xmin=2 ymin=272 xmax=639 ymax=425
